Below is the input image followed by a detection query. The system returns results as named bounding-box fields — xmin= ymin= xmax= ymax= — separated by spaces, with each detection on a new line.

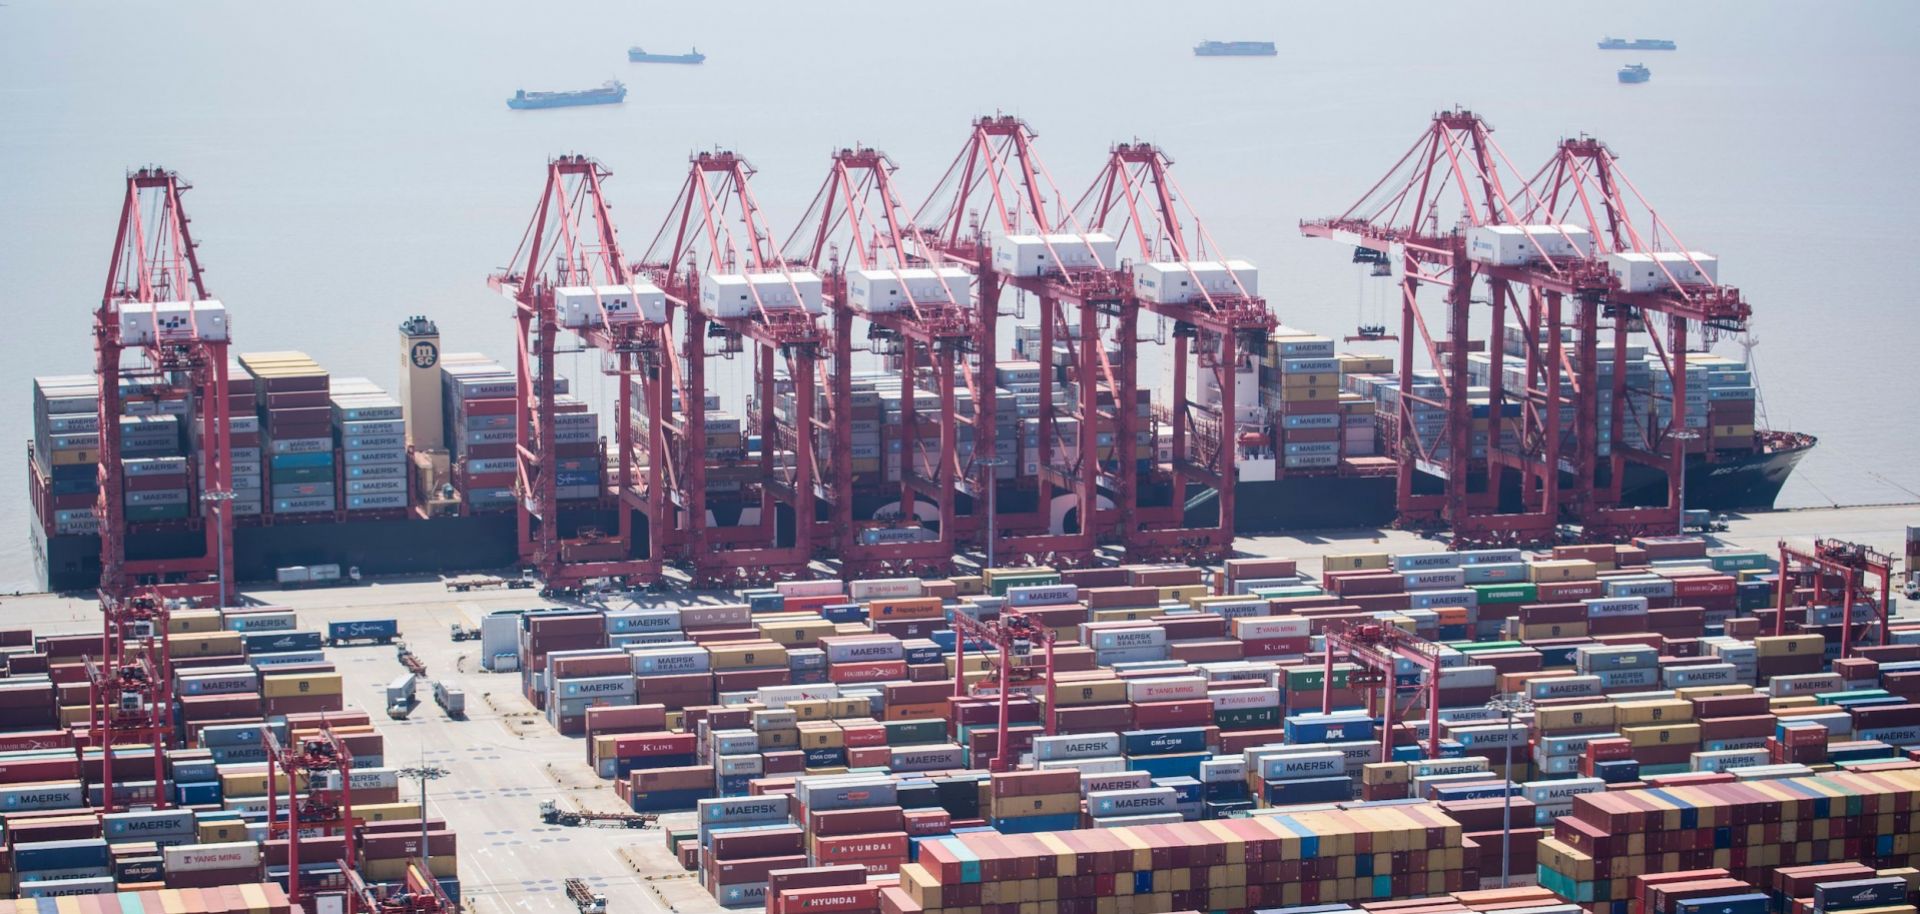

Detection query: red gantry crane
xmin=342 ymin=858 xmax=457 ymax=914
xmin=86 ymin=588 xmax=174 ymax=812
xmin=1303 ymin=109 xmax=1748 ymax=546
xmin=1775 ymin=539 xmax=1897 ymax=659
xmin=950 ymin=607 xmax=1058 ymax=773
xmin=909 ymin=115 xmax=1122 ymax=568
xmin=490 ymin=155 xmax=667 ymax=591
xmin=637 ymin=151 xmax=824 ymax=587
xmin=265 ymin=727 xmax=358 ymax=906
xmin=96 ymin=168 xmax=235 ymax=604
xmin=1321 ymin=620 xmax=1446 ymax=763
xmin=785 ymin=146 xmax=977 ymax=578
xmin=1077 ymin=142 xmax=1277 ymax=563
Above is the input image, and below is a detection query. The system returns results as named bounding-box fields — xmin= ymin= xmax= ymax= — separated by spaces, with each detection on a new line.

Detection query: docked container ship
xmin=27 ymin=308 xmax=1813 ymax=591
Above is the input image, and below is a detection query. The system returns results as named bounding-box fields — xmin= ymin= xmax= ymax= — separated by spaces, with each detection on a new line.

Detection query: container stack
xmin=120 ymin=394 xmax=189 ymax=523
xmin=239 ymin=352 xmax=334 ymax=518
xmin=553 ymin=390 xmax=601 ymax=501
xmin=331 ymin=378 xmax=408 ymax=513
xmin=1259 ymin=327 xmax=1341 ymax=470
xmin=30 ymin=375 xmax=101 ymax=536
xmin=441 ymin=354 xmax=516 ymax=511
xmin=201 ymin=360 xmax=264 ymax=518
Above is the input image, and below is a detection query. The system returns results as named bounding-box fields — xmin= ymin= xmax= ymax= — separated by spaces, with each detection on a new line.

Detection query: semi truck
xmin=433 ymin=680 xmax=466 ymax=718
xmin=564 ymin=879 xmax=606 ymax=914
xmin=327 ymin=619 xmax=398 ymax=646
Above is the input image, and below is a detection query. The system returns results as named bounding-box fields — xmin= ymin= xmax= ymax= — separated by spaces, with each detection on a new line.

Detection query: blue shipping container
xmin=243 ymin=630 xmax=324 ymax=654
xmin=1122 ymin=728 xmax=1208 ymax=756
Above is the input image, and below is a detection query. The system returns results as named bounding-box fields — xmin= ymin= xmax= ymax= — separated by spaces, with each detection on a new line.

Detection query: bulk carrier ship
xmin=26 ymin=310 xmax=1813 ymax=592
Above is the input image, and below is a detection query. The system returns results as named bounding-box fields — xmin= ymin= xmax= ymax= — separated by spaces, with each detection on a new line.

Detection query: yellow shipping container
xmin=945 ymin=654 xmax=997 ymax=677
xmin=1529 ymin=559 xmax=1598 ymax=583
xmin=757 ymin=728 xmax=799 ymax=749
xmin=787 ymin=699 xmax=831 ymax=721
xmin=1675 ymin=685 xmax=1751 ymax=701
xmin=948 ymin=576 xmax=985 ymax=596
xmin=828 ymin=697 xmax=868 ymax=718
xmin=1338 ymin=354 xmax=1395 ymax=374
xmin=1054 ymin=678 xmax=1128 ymax=706
xmin=1362 ymin=762 xmax=1408 ymax=785
xmin=1516 ymin=621 xmax=1589 ymax=641
xmin=757 ymin=619 xmax=835 ymax=645
xmin=796 ymin=722 xmax=844 ymax=749
xmin=1279 ymin=386 xmax=1339 ymax=403
xmin=197 ymin=821 xmax=248 ymax=844
xmin=361 ymin=856 xmax=457 ymax=881
xmin=883 ymin=702 xmax=945 ymax=721
xmin=57 ymin=705 xmax=90 ymax=728
xmin=261 ymin=673 xmax=343 ymax=698
xmin=1755 ymin=634 xmax=1825 ymax=658
xmin=707 ymin=641 xmax=789 ymax=670
xmin=1535 ymin=702 xmax=1617 ymax=733
xmin=1158 ymin=585 xmax=1210 ymax=604
xmin=1325 ymin=552 xmax=1390 ymax=571
xmin=168 ymin=632 xmax=245 ymax=657
xmin=170 ymin=610 xmax=223 ymax=634
xmin=1616 ymin=699 xmax=1694 ymax=726
xmin=355 ymin=802 xmax=423 ymax=822
xmin=1281 ymin=372 xmax=1339 ymax=390
xmin=1622 ymin=723 xmax=1702 ymax=748
xmin=1091 ymin=608 xmax=1156 ymax=623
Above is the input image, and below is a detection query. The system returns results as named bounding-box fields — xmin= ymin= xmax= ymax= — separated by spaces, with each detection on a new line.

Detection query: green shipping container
xmin=1284 ymin=664 xmax=1357 ymax=692
xmin=1707 ymin=551 xmax=1771 ymax=573
xmin=1473 ymin=583 xmax=1537 ymax=604
xmin=1447 ymin=640 xmax=1526 ymax=653
xmin=885 ymin=718 xmax=947 ymax=746
xmin=273 ymin=465 xmax=334 ymax=484
xmin=988 ymin=573 xmax=1061 ymax=596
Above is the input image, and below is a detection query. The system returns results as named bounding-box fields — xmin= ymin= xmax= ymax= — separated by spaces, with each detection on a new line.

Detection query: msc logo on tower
xmin=411 ymin=340 xmax=440 ymax=369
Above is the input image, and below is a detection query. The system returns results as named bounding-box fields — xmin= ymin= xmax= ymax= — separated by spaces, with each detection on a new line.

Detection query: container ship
xmin=505 ymin=80 xmax=626 ymax=110
xmin=1193 ymin=40 xmax=1277 ymax=57
xmin=628 ymin=46 xmax=705 ymax=64
xmin=27 ymin=307 xmax=1813 ymax=592
xmin=1597 ymin=37 xmax=1676 ymax=51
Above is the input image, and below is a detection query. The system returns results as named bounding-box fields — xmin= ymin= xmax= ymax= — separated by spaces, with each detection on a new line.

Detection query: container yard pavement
xmin=0 ymin=500 xmax=1911 ymax=914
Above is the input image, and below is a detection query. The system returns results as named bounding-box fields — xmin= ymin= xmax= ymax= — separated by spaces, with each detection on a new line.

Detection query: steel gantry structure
xmin=96 ymin=168 xmax=235 ymax=604
xmin=909 ymin=115 xmax=1122 ymax=568
xmin=638 ymin=150 xmax=825 ymax=587
xmin=1774 ymin=539 xmax=1897 ymax=659
xmin=950 ymin=607 xmax=1058 ymax=773
xmin=264 ymin=727 xmax=358 ymax=906
xmin=1321 ymin=620 xmax=1446 ymax=763
xmin=86 ymin=588 xmax=175 ymax=812
xmin=1077 ymin=141 xmax=1276 ymax=563
xmin=1303 ymin=109 xmax=1748 ymax=546
xmin=787 ymin=146 xmax=977 ymax=578
xmin=490 ymin=155 xmax=666 ymax=590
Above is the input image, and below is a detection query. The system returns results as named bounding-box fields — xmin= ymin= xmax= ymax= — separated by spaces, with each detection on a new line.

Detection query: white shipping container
xmin=1125 ymin=675 xmax=1208 ymax=704
xmin=774 ymin=580 xmax=845 ymax=599
xmin=1087 ymin=786 xmax=1178 ymax=817
xmin=849 ymin=577 xmax=924 ymax=601
xmin=1522 ymin=776 xmax=1604 ymax=806
xmin=1769 ymin=673 xmax=1845 ymax=697
xmin=823 ymin=638 xmax=905 ymax=664
xmin=1089 ymin=627 xmax=1168 ymax=651
xmin=161 ymin=841 xmax=261 ymax=873
xmin=1038 ymin=757 xmax=1126 ymax=776
xmin=0 ymin=781 xmax=85 ymax=811
xmin=1200 ymin=758 xmax=1247 ymax=784
xmin=1528 ymin=675 xmax=1603 ymax=701
xmin=1033 ymin=732 xmax=1122 ymax=762
xmin=1663 ymin=663 xmax=1739 ymax=687
xmin=1259 ymin=750 xmax=1346 ymax=781
xmin=1210 ymin=687 xmax=1281 ymax=711
xmin=1079 ymin=771 xmax=1154 ymax=796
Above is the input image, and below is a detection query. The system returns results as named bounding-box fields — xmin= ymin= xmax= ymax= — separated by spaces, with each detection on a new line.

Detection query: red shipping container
xmin=841 ymin=854 xmax=909 ymax=878
xmin=1131 ymin=699 xmax=1214 ymax=729
xmin=764 ymin=751 xmax=806 ymax=776
xmin=711 ymin=854 xmax=809 ymax=887
xmin=813 ymin=832 xmax=909 ymax=864
xmin=715 ymin=668 xmax=791 ymax=692
xmin=611 ymin=732 xmax=697 ymax=758
xmin=586 ymin=704 xmax=668 ymax=737
xmin=1060 ymin=567 xmax=1131 ymax=588
xmin=902 ymin=809 xmax=951 ymax=836
xmin=810 ymin=806 xmax=905 ymax=836
xmin=178 ymin=694 xmax=263 ymax=721
xmin=0 ymin=729 xmax=72 ymax=752
xmin=831 ymin=661 xmax=909 ymax=684
xmin=1053 ymin=704 xmax=1134 ymax=732
xmin=776 ymin=884 xmax=881 ymax=914
xmin=767 ymin=865 xmax=870 ymax=914
xmin=846 ymin=746 xmax=890 ymax=768
xmin=712 ymin=825 xmax=805 ymax=860
xmin=990 ymin=770 xmax=1078 ymax=798
xmin=839 ymin=725 xmax=887 ymax=749
xmin=1241 ymin=637 xmax=1311 ymax=657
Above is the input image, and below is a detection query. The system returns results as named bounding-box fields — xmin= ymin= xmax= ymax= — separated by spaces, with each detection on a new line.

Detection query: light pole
xmin=200 ymin=489 xmax=236 ymax=609
xmin=976 ymin=457 xmax=1008 ymax=570
xmin=397 ymin=764 xmax=449 ymax=875
xmin=1485 ymin=693 xmax=1534 ymax=888
xmin=1672 ymin=429 xmax=1700 ymax=530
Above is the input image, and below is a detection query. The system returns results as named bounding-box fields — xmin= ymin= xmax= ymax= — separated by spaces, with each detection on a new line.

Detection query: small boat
xmin=630 ymin=46 xmax=705 ymax=64
xmin=1598 ymin=37 xmax=1676 ymax=51
xmin=507 ymin=80 xmax=627 ymax=110
xmin=1193 ymin=40 xmax=1277 ymax=57
xmin=1618 ymin=63 xmax=1651 ymax=84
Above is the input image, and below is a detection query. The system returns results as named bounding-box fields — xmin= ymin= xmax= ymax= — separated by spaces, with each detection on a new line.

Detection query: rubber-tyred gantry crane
xmin=786 ymin=146 xmax=977 ymax=578
xmin=1077 ymin=142 xmax=1277 ymax=563
xmin=490 ymin=155 xmax=666 ymax=590
xmin=910 ymin=115 xmax=1121 ymax=568
xmin=86 ymin=588 xmax=174 ymax=812
xmin=1775 ymin=539 xmax=1897 ymax=659
xmin=96 ymin=168 xmax=235 ymax=604
xmin=265 ymin=727 xmax=357 ymax=906
xmin=1303 ymin=109 xmax=1748 ymax=546
xmin=1321 ymin=620 xmax=1445 ymax=763
xmin=950 ymin=607 xmax=1057 ymax=773
xmin=638 ymin=151 xmax=824 ymax=587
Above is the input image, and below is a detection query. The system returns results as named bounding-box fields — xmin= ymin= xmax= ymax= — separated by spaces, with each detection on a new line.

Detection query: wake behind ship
xmin=507 ymin=80 xmax=626 ymax=110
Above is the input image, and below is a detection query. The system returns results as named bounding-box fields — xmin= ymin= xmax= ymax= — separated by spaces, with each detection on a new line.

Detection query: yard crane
xmin=950 ymin=607 xmax=1058 ymax=772
xmin=1774 ymin=538 xmax=1897 ymax=659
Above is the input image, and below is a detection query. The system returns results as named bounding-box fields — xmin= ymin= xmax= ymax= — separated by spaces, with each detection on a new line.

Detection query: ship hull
xmin=507 ymin=90 xmax=626 ymax=110
xmin=629 ymin=53 xmax=704 ymax=64
xmin=1620 ymin=445 xmax=1810 ymax=513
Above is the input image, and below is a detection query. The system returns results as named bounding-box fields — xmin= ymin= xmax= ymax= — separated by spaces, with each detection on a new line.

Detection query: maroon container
xmin=3 ymin=814 xmax=103 ymax=843
xmin=712 ymin=825 xmax=805 ymax=860
xmin=1053 ymin=704 xmax=1134 ymax=733
xmin=0 ymin=729 xmax=71 ymax=752
xmin=179 ymin=693 xmax=264 ymax=721
xmin=763 ymin=751 xmax=807 ymax=775
xmin=716 ymin=669 xmax=791 ymax=692
xmin=631 ymin=765 xmax=715 ymax=792
xmin=710 ymin=854 xmax=808 ymax=887
xmin=265 ymin=835 xmax=349 ymax=866
xmin=359 ymin=830 xmax=457 ymax=861
xmin=262 ymin=693 xmax=344 ymax=715
xmin=1169 ymin=640 xmax=1243 ymax=664
xmin=1537 ymin=580 xmax=1606 ymax=601
xmin=766 ymin=865 xmax=869 ymax=914
xmin=1059 ymin=567 xmax=1129 ymax=588
xmin=1131 ymin=699 xmax=1214 ymax=729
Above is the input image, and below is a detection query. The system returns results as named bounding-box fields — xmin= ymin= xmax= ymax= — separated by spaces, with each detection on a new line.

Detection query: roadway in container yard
xmin=0 ymin=501 xmax=1913 ymax=914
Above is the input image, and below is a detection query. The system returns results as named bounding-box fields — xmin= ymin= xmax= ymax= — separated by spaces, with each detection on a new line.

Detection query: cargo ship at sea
xmin=629 ymin=46 xmax=704 ymax=64
xmin=1193 ymin=40 xmax=1277 ymax=57
xmin=1598 ymin=37 xmax=1676 ymax=51
xmin=506 ymin=81 xmax=626 ymax=110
